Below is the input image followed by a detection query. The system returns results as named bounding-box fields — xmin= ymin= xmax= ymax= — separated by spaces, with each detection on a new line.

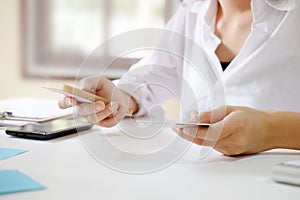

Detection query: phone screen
xmin=6 ymin=119 xmax=93 ymax=140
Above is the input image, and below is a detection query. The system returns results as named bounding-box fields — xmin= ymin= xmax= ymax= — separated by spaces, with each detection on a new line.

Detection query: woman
xmin=59 ymin=0 xmax=300 ymax=156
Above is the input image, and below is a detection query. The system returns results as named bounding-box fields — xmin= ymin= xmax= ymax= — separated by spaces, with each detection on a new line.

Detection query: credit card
xmin=135 ymin=120 xmax=210 ymax=128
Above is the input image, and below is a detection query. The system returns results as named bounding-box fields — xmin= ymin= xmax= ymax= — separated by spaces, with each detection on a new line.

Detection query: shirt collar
xmin=265 ymin=0 xmax=295 ymax=11
xmin=182 ymin=0 xmax=295 ymax=13
xmin=182 ymin=0 xmax=295 ymax=42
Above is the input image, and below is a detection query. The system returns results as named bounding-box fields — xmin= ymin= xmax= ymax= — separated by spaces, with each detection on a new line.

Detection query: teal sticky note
xmin=0 ymin=148 xmax=27 ymax=160
xmin=0 ymin=170 xmax=45 ymax=195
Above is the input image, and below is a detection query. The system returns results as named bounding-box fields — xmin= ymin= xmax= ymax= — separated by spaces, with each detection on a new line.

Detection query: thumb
xmin=199 ymin=106 xmax=235 ymax=124
xmin=79 ymin=76 xmax=100 ymax=93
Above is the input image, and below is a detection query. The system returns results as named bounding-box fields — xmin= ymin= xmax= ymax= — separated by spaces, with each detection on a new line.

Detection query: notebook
xmin=0 ymin=98 xmax=73 ymax=125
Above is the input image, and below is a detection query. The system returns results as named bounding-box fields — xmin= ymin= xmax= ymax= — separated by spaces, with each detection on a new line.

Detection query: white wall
xmin=0 ymin=0 xmax=72 ymax=100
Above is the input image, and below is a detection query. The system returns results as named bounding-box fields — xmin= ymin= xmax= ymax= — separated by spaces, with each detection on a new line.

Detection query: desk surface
xmin=1 ymin=123 xmax=300 ymax=200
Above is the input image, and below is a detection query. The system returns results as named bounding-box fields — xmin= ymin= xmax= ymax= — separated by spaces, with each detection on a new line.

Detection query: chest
xmin=214 ymin=10 xmax=253 ymax=62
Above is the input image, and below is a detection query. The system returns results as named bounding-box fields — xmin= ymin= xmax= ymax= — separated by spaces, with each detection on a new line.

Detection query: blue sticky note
xmin=0 ymin=148 xmax=27 ymax=160
xmin=0 ymin=170 xmax=45 ymax=195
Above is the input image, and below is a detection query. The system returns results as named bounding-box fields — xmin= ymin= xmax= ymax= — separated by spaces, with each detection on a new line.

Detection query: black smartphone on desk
xmin=5 ymin=118 xmax=93 ymax=140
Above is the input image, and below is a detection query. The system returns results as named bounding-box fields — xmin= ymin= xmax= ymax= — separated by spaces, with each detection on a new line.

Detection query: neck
xmin=218 ymin=0 xmax=251 ymax=18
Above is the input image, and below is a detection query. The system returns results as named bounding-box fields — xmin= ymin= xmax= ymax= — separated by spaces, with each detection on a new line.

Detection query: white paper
xmin=0 ymin=98 xmax=73 ymax=123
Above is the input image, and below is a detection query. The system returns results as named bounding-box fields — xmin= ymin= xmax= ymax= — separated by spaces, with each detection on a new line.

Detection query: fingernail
xmin=95 ymin=102 xmax=105 ymax=112
xmin=110 ymin=102 xmax=119 ymax=113
xmin=66 ymin=98 xmax=73 ymax=106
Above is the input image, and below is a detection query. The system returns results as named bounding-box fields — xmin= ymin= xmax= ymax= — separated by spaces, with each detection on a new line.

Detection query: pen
xmin=0 ymin=111 xmax=41 ymax=120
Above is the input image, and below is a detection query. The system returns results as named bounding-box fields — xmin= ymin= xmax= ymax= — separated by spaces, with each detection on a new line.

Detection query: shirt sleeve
xmin=117 ymin=4 xmax=189 ymax=117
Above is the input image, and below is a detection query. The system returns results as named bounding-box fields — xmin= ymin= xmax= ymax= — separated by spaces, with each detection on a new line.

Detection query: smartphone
xmin=43 ymin=84 xmax=110 ymax=104
xmin=5 ymin=118 xmax=93 ymax=140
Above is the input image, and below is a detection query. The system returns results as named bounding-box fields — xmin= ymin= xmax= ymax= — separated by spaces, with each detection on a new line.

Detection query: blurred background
xmin=0 ymin=0 xmax=179 ymax=99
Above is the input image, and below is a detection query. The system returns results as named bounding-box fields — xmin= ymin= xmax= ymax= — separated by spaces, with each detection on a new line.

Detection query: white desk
xmin=1 ymin=124 xmax=300 ymax=200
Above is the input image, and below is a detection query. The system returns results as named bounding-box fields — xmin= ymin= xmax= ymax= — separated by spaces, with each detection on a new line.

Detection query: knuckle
xmin=99 ymin=117 xmax=118 ymax=128
xmin=78 ymin=103 xmax=98 ymax=116
xmin=98 ymin=121 xmax=112 ymax=128
xmin=199 ymin=111 xmax=210 ymax=121
xmin=86 ymin=116 xmax=95 ymax=124
xmin=102 ymin=122 xmax=114 ymax=128
xmin=102 ymin=108 xmax=113 ymax=117
xmin=236 ymin=118 xmax=246 ymax=131
xmin=58 ymin=100 xmax=66 ymax=109
xmin=112 ymin=113 xmax=124 ymax=124
xmin=79 ymin=78 xmax=89 ymax=87
xmin=75 ymin=105 xmax=85 ymax=116
xmin=86 ymin=113 xmax=100 ymax=124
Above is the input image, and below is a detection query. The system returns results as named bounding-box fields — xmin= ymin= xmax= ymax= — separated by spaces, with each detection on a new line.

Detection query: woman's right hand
xmin=58 ymin=76 xmax=139 ymax=127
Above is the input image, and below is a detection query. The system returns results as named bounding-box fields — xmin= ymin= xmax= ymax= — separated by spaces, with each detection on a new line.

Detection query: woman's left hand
xmin=173 ymin=106 xmax=274 ymax=156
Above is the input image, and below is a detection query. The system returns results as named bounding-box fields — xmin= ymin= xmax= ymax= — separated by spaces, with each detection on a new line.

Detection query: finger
xmin=198 ymin=106 xmax=236 ymax=124
xmin=85 ymin=102 xmax=119 ymax=124
xmin=182 ymin=125 xmax=207 ymax=138
xmin=183 ymin=113 xmax=239 ymax=142
xmin=76 ymin=101 xmax=106 ymax=116
xmin=212 ymin=116 xmax=251 ymax=156
xmin=58 ymin=97 xmax=77 ymax=109
xmin=181 ymin=125 xmax=222 ymax=146
xmin=204 ymin=113 xmax=243 ymax=141
xmin=79 ymin=76 xmax=108 ymax=93
xmin=213 ymin=134 xmax=245 ymax=156
xmin=179 ymin=125 xmax=218 ymax=147
xmin=99 ymin=109 xmax=127 ymax=127
xmin=98 ymin=116 xmax=119 ymax=128
xmin=181 ymin=106 xmax=235 ymax=141
xmin=182 ymin=122 xmax=223 ymax=141
xmin=172 ymin=128 xmax=205 ymax=146
xmin=79 ymin=76 xmax=99 ymax=92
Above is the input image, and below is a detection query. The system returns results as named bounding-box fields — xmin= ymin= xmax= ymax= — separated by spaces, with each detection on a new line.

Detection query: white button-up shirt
xmin=118 ymin=0 xmax=300 ymax=117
